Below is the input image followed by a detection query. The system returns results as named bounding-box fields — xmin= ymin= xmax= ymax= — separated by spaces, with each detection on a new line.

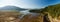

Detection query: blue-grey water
xmin=20 ymin=10 xmax=40 ymax=19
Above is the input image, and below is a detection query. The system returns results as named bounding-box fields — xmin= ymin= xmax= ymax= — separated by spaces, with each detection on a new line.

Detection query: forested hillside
xmin=29 ymin=4 xmax=60 ymax=22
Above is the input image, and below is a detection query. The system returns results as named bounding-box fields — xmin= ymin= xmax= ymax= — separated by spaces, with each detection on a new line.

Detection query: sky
xmin=0 ymin=0 xmax=60 ymax=9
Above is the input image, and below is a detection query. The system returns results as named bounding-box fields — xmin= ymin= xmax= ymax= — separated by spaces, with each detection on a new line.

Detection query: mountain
xmin=0 ymin=6 xmax=27 ymax=11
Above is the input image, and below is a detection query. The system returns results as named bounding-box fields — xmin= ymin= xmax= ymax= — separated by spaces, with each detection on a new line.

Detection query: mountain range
xmin=0 ymin=6 xmax=27 ymax=11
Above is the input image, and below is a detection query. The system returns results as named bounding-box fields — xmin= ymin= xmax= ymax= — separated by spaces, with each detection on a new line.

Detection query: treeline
xmin=29 ymin=4 xmax=60 ymax=18
xmin=8 ymin=4 xmax=60 ymax=22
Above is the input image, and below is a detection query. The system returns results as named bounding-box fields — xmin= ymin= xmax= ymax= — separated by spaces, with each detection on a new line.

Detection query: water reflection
xmin=20 ymin=10 xmax=40 ymax=19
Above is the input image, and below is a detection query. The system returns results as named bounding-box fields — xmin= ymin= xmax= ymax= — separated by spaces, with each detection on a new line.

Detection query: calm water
xmin=20 ymin=10 xmax=40 ymax=19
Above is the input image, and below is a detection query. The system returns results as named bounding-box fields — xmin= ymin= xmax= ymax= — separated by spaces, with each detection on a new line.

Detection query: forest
xmin=29 ymin=4 xmax=60 ymax=22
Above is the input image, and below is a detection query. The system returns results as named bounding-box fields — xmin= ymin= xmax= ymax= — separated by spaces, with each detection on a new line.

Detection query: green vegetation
xmin=48 ymin=4 xmax=60 ymax=18
xmin=29 ymin=9 xmax=41 ymax=13
xmin=29 ymin=4 xmax=60 ymax=18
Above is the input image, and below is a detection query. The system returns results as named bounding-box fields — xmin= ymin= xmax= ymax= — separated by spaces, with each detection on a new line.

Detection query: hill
xmin=0 ymin=6 xmax=27 ymax=11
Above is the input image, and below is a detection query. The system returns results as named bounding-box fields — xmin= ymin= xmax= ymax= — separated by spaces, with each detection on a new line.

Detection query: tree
xmin=48 ymin=4 xmax=60 ymax=18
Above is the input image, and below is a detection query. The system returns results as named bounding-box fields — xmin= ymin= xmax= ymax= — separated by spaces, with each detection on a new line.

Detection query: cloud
xmin=0 ymin=0 xmax=60 ymax=9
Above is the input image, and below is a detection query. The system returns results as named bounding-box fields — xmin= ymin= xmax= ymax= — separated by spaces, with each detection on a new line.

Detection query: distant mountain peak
xmin=0 ymin=6 xmax=27 ymax=11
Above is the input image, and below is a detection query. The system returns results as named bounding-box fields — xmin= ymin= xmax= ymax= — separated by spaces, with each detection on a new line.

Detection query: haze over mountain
xmin=0 ymin=6 xmax=27 ymax=11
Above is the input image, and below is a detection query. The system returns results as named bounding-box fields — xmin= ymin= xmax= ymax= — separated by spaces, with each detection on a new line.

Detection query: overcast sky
xmin=0 ymin=0 xmax=60 ymax=9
